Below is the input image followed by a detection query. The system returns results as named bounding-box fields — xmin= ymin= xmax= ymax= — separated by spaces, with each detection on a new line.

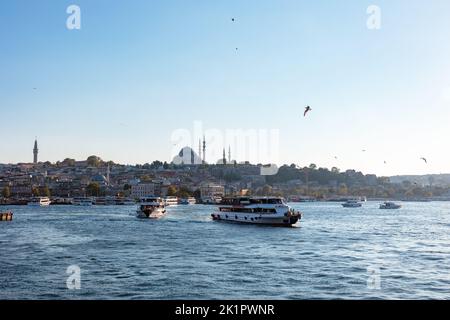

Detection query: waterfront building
xmin=200 ymin=184 xmax=225 ymax=199
xmin=131 ymin=183 xmax=155 ymax=199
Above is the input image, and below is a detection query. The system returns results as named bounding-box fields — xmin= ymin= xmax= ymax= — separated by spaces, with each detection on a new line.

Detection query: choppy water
xmin=1 ymin=202 xmax=449 ymax=300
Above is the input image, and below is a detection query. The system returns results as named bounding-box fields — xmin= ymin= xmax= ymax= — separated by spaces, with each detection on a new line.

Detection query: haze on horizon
xmin=1 ymin=0 xmax=450 ymax=177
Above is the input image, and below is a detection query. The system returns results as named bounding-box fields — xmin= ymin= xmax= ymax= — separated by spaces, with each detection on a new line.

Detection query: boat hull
xmin=136 ymin=208 xmax=166 ymax=219
xmin=380 ymin=206 xmax=401 ymax=209
xmin=27 ymin=203 xmax=51 ymax=207
xmin=211 ymin=211 xmax=301 ymax=227
xmin=342 ymin=204 xmax=362 ymax=208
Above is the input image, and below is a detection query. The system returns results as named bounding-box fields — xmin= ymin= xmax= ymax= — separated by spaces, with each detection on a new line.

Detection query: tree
xmin=177 ymin=186 xmax=192 ymax=198
xmin=151 ymin=160 xmax=163 ymax=169
xmin=140 ymin=175 xmax=152 ymax=182
xmin=87 ymin=155 xmax=102 ymax=167
xmin=193 ymin=188 xmax=201 ymax=199
xmin=338 ymin=183 xmax=348 ymax=196
xmin=86 ymin=182 xmax=100 ymax=197
xmin=41 ymin=186 xmax=51 ymax=197
xmin=309 ymin=163 xmax=317 ymax=170
xmin=167 ymin=185 xmax=177 ymax=197
xmin=2 ymin=186 xmax=11 ymax=198
xmin=32 ymin=187 xmax=40 ymax=197
xmin=262 ymin=185 xmax=272 ymax=196
xmin=63 ymin=158 xmax=76 ymax=166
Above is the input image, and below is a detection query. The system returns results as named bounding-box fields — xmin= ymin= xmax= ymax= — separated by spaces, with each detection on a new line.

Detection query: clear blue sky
xmin=1 ymin=0 xmax=450 ymax=176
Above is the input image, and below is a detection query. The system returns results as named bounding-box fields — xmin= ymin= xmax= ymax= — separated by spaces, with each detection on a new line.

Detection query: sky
xmin=1 ymin=0 xmax=450 ymax=176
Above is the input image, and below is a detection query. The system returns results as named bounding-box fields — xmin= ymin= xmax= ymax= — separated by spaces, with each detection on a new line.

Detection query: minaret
xmin=222 ymin=148 xmax=226 ymax=165
xmin=33 ymin=138 xmax=38 ymax=164
xmin=106 ymin=164 xmax=110 ymax=186
xmin=202 ymin=135 xmax=206 ymax=164
xmin=228 ymin=146 xmax=231 ymax=163
xmin=198 ymin=139 xmax=202 ymax=164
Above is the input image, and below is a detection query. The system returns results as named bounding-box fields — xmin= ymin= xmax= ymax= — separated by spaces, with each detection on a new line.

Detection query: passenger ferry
xmin=72 ymin=197 xmax=93 ymax=206
xmin=164 ymin=196 xmax=179 ymax=206
xmin=136 ymin=197 xmax=166 ymax=219
xmin=179 ymin=197 xmax=196 ymax=205
xmin=27 ymin=197 xmax=51 ymax=206
xmin=211 ymin=197 xmax=302 ymax=227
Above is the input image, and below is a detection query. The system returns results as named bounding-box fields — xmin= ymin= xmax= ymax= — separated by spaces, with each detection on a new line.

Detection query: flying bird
xmin=362 ymin=149 xmax=366 ymax=152
xmin=384 ymin=161 xmax=387 ymax=164
xmin=304 ymin=106 xmax=312 ymax=117
xmin=231 ymin=18 xmax=235 ymax=22
xmin=420 ymin=157 xmax=428 ymax=164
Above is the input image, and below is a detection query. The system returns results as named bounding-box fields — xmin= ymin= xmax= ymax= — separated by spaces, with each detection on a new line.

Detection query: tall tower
xmin=222 ymin=148 xmax=226 ymax=165
xmin=198 ymin=139 xmax=202 ymax=164
xmin=33 ymin=138 xmax=38 ymax=164
xmin=202 ymin=135 xmax=206 ymax=164
xmin=228 ymin=145 xmax=231 ymax=163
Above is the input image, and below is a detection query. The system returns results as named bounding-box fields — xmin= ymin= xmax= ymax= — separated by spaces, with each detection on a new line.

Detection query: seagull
xmin=384 ymin=161 xmax=387 ymax=164
xmin=304 ymin=106 xmax=312 ymax=117
xmin=334 ymin=156 xmax=338 ymax=159
xmin=33 ymin=87 xmax=37 ymax=90
xmin=362 ymin=149 xmax=366 ymax=152
xmin=231 ymin=18 xmax=235 ymax=22
xmin=420 ymin=157 xmax=428 ymax=164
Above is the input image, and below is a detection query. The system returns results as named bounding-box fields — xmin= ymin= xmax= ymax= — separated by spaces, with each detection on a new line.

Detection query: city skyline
xmin=1 ymin=0 xmax=450 ymax=176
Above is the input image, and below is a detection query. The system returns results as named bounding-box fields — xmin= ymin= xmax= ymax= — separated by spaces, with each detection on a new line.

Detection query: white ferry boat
xmin=136 ymin=197 xmax=166 ymax=219
xmin=380 ymin=202 xmax=402 ymax=209
xmin=72 ymin=197 xmax=93 ymax=206
xmin=27 ymin=197 xmax=51 ymax=206
xmin=342 ymin=200 xmax=363 ymax=208
xmin=179 ymin=197 xmax=196 ymax=205
xmin=211 ymin=197 xmax=302 ymax=227
xmin=164 ymin=196 xmax=179 ymax=206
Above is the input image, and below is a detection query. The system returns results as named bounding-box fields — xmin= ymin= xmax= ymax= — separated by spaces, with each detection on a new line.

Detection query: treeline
xmin=266 ymin=164 xmax=381 ymax=187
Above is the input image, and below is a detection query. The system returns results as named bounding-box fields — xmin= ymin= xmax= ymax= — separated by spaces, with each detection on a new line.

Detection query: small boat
xmin=179 ymin=197 xmax=196 ymax=205
xmin=136 ymin=197 xmax=166 ymax=219
xmin=27 ymin=197 xmax=51 ymax=206
xmin=164 ymin=196 xmax=179 ymax=206
xmin=342 ymin=200 xmax=362 ymax=208
xmin=72 ymin=197 xmax=93 ymax=206
xmin=0 ymin=211 xmax=13 ymax=221
xmin=380 ymin=202 xmax=402 ymax=209
xmin=211 ymin=197 xmax=302 ymax=227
